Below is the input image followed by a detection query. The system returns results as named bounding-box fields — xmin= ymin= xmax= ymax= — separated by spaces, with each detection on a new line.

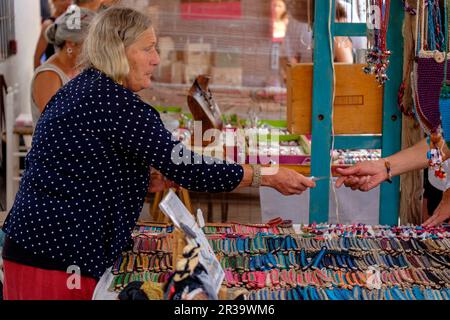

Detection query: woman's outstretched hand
xmin=335 ymin=160 xmax=388 ymax=192
xmin=262 ymin=167 xmax=316 ymax=196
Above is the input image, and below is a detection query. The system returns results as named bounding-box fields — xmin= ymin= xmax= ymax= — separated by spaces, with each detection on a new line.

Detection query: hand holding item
xmin=261 ymin=167 xmax=316 ymax=196
xmin=149 ymin=169 xmax=179 ymax=193
xmin=335 ymin=159 xmax=389 ymax=192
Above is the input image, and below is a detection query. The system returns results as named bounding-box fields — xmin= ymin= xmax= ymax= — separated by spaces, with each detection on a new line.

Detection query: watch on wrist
xmin=250 ymin=164 xmax=262 ymax=188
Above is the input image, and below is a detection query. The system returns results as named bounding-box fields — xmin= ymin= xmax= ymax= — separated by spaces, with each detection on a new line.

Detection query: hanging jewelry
xmin=364 ymin=0 xmax=392 ymax=85
xmin=439 ymin=0 xmax=450 ymax=148
xmin=428 ymin=133 xmax=447 ymax=179
xmin=428 ymin=0 xmax=448 ymax=179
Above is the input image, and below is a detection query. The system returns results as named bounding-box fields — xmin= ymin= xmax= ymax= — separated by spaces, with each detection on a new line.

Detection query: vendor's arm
xmin=444 ymin=143 xmax=450 ymax=161
xmin=336 ymin=138 xmax=429 ymax=191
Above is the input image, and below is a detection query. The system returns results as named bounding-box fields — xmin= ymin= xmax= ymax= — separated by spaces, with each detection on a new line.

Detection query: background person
xmin=31 ymin=6 xmax=95 ymax=126
xmin=34 ymin=0 xmax=72 ymax=69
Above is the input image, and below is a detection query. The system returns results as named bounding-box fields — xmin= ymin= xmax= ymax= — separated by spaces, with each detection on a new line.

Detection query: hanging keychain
xmin=428 ymin=133 xmax=447 ymax=179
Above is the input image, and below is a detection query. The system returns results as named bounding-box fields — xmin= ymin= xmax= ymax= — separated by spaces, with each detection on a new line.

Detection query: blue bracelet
xmin=412 ymin=286 xmax=425 ymax=300
xmin=291 ymin=287 xmax=300 ymax=300
xmin=300 ymin=248 xmax=307 ymax=268
xmin=324 ymin=288 xmax=337 ymax=300
xmin=352 ymin=285 xmax=361 ymax=300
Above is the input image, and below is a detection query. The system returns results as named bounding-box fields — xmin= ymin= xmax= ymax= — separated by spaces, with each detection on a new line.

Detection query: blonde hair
xmin=79 ymin=7 xmax=152 ymax=84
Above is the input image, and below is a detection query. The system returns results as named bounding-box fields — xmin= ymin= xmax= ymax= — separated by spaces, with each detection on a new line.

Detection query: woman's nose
xmin=151 ymin=51 xmax=160 ymax=66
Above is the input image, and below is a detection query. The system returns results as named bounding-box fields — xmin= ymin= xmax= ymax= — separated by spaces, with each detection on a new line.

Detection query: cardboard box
xmin=146 ymin=5 xmax=160 ymax=32
xmin=171 ymin=61 xmax=185 ymax=84
xmin=158 ymin=37 xmax=176 ymax=64
xmin=184 ymin=43 xmax=211 ymax=66
xmin=213 ymin=52 xmax=241 ymax=68
xmin=184 ymin=65 xmax=210 ymax=84
xmin=211 ymin=67 xmax=242 ymax=86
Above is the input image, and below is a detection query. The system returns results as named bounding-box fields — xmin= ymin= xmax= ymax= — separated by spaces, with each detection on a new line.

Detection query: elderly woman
xmin=31 ymin=6 xmax=95 ymax=126
xmin=2 ymin=7 xmax=315 ymax=300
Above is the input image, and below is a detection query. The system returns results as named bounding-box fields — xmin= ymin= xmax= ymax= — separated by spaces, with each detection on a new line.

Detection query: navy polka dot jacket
xmin=2 ymin=68 xmax=244 ymax=279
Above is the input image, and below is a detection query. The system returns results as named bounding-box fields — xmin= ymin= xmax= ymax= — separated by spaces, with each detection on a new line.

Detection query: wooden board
xmin=287 ymin=63 xmax=384 ymax=135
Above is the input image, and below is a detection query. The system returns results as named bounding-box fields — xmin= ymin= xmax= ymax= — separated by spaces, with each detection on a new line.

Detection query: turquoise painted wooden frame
xmin=309 ymin=0 xmax=403 ymax=225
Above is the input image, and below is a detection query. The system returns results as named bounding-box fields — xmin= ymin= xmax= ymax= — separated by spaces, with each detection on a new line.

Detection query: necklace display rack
xmin=110 ymin=219 xmax=450 ymax=300
xmin=412 ymin=0 xmax=450 ymax=178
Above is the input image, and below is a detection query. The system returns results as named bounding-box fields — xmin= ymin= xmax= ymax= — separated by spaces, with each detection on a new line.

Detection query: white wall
xmin=0 ymin=0 xmax=41 ymax=116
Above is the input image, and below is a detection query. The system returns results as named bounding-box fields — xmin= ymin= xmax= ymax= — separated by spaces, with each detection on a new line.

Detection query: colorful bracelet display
xmin=109 ymin=224 xmax=174 ymax=292
xmin=247 ymin=286 xmax=450 ymax=300
xmin=204 ymin=222 xmax=450 ymax=300
xmin=111 ymin=221 xmax=450 ymax=300
xmin=332 ymin=149 xmax=381 ymax=165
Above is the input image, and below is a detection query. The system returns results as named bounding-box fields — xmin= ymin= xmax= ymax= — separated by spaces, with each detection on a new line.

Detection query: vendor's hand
xmin=335 ymin=160 xmax=388 ymax=192
xmin=149 ymin=170 xmax=179 ymax=193
xmin=262 ymin=167 xmax=316 ymax=196
xmin=422 ymin=189 xmax=450 ymax=227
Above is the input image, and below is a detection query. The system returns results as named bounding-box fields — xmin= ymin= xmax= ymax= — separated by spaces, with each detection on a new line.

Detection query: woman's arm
xmin=32 ymin=71 xmax=63 ymax=113
xmin=111 ymin=100 xmax=315 ymax=195
xmin=34 ymin=20 xmax=53 ymax=69
xmin=237 ymin=165 xmax=315 ymax=195
xmin=443 ymin=143 xmax=450 ymax=161
xmin=385 ymin=138 xmax=429 ymax=176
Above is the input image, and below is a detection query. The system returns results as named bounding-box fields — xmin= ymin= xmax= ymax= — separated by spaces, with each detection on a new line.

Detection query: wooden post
xmin=399 ymin=0 xmax=423 ymax=225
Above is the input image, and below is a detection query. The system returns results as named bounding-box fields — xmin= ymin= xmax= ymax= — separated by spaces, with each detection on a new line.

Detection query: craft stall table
xmin=108 ymin=219 xmax=450 ymax=301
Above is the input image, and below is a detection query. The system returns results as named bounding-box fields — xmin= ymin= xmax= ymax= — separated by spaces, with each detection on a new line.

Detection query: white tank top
xmin=31 ymin=63 xmax=71 ymax=127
